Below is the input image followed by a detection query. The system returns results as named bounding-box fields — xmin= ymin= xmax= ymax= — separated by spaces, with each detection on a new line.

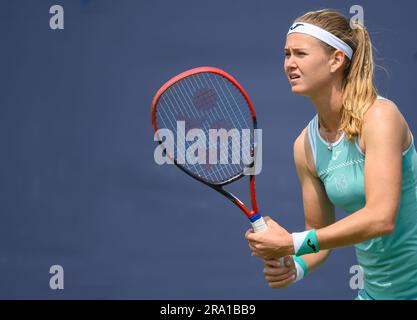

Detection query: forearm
xmin=316 ymin=206 xmax=394 ymax=251
xmin=299 ymin=249 xmax=331 ymax=274
xmin=289 ymin=206 xmax=394 ymax=258
xmin=291 ymin=206 xmax=385 ymax=277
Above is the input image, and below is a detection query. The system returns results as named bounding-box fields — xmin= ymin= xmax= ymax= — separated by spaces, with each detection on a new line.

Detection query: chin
xmin=290 ymin=86 xmax=309 ymax=96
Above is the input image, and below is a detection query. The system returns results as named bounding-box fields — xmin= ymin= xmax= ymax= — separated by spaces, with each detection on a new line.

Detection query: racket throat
xmin=233 ymin=198 xmax=255 ymax=218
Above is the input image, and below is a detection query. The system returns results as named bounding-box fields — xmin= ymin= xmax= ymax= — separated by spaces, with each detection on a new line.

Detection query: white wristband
xmin=292 ymin=231 xmax=309 ymax=254
xmin=292 ymin=255 xmax=308 ymax=283
xmin=293 ymin=260 xmax=305 ymax=283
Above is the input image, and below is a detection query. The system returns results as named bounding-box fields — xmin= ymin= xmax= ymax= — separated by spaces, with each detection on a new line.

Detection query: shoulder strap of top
xmin=307 ymin=115 xmax=318 ymax=167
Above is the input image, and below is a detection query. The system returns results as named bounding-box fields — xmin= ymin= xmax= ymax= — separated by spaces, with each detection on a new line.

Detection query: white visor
xmin=287 ymin=22 xmax=353 ymax=60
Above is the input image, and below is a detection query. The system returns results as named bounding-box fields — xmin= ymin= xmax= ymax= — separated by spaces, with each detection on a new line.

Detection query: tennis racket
xmin=151 ymin=67 xmax=281 ymax=260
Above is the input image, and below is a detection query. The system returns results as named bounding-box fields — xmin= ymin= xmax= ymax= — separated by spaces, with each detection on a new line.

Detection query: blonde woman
xmin=245 ymin=9 xmax=417 ymax=300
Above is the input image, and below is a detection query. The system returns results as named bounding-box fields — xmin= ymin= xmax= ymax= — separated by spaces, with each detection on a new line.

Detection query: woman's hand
xmin=245 ymin=216 xmax=294 ymax=259
xmin=263 ymin=256 xmax=297 ymax=288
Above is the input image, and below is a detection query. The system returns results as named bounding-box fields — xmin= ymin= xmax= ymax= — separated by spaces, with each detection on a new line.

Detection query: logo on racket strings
xmin=153 ymin=121 xmax=262 ymax=175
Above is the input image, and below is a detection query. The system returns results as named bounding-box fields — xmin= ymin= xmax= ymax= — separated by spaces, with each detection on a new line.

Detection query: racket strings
xmin=189 ymin=73 xmax=251 ymax=167
xmin=163 ymin=73 xmax=252 ymax=179
xmin=159 ymin=73 xmax=252 ymax=182
xmin=160 ymin=88 xmax=235 ymax=183
xmin=156 ymin=72 xmax=254 ymax=184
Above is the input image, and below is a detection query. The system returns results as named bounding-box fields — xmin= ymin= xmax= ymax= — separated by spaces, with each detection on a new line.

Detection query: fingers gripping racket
xmin=151 ymin=67 xmax=281 ymax=261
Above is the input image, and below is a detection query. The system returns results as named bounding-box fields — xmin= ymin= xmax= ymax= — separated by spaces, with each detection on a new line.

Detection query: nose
xmin=284 ymin=54 xmax=297 ymax=72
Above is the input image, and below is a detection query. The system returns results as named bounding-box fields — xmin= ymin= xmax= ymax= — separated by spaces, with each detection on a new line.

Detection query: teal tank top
xmin=307 ymin=102 xmax=417 ymax=299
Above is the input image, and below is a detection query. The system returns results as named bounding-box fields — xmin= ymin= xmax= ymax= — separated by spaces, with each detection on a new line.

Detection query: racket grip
xmin=250 ymin=215 xmax=267 ymax=233
xmin=250 ymin=214 xmax=285 ymax=265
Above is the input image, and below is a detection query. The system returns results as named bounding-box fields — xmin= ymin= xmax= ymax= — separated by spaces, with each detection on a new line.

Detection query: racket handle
xmin=250 ymin=214 xmax=285 ymax=265
xmin=250 ymin=215 xmax=267 ymax=233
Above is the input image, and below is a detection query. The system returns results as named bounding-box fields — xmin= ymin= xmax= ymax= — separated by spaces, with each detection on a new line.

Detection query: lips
xmin=288 ymin=73 xmax=301 ymax=85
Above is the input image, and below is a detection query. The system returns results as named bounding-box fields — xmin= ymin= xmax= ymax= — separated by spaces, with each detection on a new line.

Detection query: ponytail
xmin=341 ymin=23 xmax=377 ymax=141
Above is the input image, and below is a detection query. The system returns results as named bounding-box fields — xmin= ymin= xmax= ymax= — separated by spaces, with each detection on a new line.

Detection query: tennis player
xmin=245 ymin=9 xmax=417 ymax=299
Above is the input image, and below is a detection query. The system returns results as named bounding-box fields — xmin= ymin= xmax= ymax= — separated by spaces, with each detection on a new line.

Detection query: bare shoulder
xmin=362 ymin=98 xmax=410 ymax=150
xmin=294 ymin=127 xmax=317 ymax=177
xmin=364 ymin=98 xmax=406 ymax=129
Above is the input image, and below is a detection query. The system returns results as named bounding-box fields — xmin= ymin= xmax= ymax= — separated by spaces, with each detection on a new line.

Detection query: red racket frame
xmin=151 ymin=67 xmax=260 ymax=219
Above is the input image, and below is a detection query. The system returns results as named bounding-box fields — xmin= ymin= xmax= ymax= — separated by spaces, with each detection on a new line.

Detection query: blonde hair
xmin=294 ymin=9 xmax=377 ymax=141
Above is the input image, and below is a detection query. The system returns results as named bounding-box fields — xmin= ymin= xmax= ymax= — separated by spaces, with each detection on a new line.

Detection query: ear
xmin=329 ymin=50 xmax=346 ymax=73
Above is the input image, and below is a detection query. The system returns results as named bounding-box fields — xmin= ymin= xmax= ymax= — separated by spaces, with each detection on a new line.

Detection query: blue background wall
xmin=1 ymin=0 xmax=416 ymax=299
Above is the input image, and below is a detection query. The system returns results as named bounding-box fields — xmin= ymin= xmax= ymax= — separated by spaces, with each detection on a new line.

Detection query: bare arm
xmin=293 ymin=127 xmax=335 ymax=272
xmin=246 ymin=101 xmax=408 ymax=258
xmin=316 ymin=100 xmax=406 ymax=249
xmin=252 ymin=128 xmax=336 ymax=288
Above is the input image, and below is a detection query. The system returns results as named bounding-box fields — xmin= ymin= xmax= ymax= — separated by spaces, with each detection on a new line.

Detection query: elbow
xmin=366 ymin=206 xmax=397 ymax=236
xmin=379 ymin=221 xmax=395 ymax=236
xmin=375 ymin=214 xmax=396 ymax=236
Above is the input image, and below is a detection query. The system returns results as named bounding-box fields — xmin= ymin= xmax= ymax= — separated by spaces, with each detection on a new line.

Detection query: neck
xmin=310 ymin=82 xmax=343 ymax=133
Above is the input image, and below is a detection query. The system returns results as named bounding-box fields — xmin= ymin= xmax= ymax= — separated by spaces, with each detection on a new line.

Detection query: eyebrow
xmin=284 ymin=47 xmax=309 ymax=51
